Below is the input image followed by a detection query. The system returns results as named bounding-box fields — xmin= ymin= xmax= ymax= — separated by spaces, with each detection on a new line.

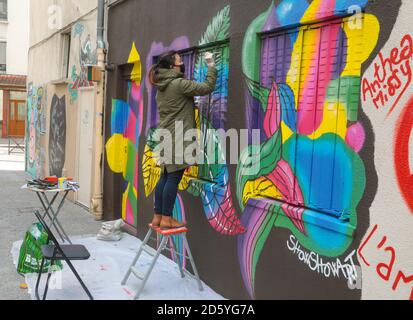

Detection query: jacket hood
xmin=155 ymin=68 xmax=184 ymax=91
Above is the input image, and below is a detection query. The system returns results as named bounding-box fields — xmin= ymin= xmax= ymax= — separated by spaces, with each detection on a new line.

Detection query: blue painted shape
xmin=279 ymin=84 xmax=297 ymax=133
xmin=111 ymin=99 xmax=129 ymax=135
xmin=334 ymin=0 xmax=369 ymax=15
xmin=283 ymin=134 xmax=355 ymax=217
xmin=276 ymin=0 xmax=309 ymax=28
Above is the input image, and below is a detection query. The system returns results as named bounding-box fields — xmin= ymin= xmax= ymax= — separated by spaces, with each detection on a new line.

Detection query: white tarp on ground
xmin=11 ymin=233 xmax=225 ymax=300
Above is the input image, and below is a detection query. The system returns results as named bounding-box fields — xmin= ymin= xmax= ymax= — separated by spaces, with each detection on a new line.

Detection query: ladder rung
xmin=183 ymin=269 xmax=197 ymax=280
xmin=131 ymin=266 xmax=145 ymax=281
xmin=163 ymin=247 xmax=188 ymax=260
xmin=143 ymin=245 xmax=157 ymax=257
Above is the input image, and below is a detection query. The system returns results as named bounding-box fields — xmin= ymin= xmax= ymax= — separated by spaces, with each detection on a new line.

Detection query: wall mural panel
xmin=105 ymin=43 xmax=144 ymax=227
xmin=142 ymin=5 xmax=246 ymax=237
xmin=360 ymin=0 xmax=413 ymax=299
xmin=104 ymin=0 xmax=412 ymax=300
xmin=26 ymin=83 xmax=47 ymax=178
xmin=238 ymin=0 xmax=379 ymax=298
xmin=27 ymin=16 xmax=98 ymax=181
xmin=69 ymin=22 xmax=97 ymax=103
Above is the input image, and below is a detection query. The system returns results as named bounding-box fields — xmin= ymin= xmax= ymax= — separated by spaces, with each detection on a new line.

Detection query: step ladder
xmin=121 ymin=224 xmax=204 ymax=300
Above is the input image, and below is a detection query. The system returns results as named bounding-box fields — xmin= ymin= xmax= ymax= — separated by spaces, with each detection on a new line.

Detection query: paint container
xmin=58 ymin=177 xmax=67 ymax=189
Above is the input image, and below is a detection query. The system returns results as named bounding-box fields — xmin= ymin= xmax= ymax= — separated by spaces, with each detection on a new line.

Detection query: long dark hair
xmin=149 ymin=50 xmax=177 ymax=85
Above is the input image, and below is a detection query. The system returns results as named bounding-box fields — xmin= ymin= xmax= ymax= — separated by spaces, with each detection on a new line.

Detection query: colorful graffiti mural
xmin=69 ymin=22 xmax=96 ymax=103
xmin=145 ymin=37 xmax=190 ymax=134
xmin=106 ymin=42 xmax=144 ymax=226
xmin=142 ymin=5 xmax=246 ymax=236
xmin=103 ymin=0 xmax=412 ymax=300
xmin=237 ymin=0 xmax=380 ymax=298
xmin=26 ymin=83 xmax=47 ymax=178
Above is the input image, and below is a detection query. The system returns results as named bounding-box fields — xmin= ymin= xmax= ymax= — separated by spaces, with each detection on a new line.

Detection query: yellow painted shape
xmin=311 ymin=101 xmax=347 ymax=140
xmin=128 ymin=42 xmax=142 ymax=83
xmin=281 ymin=122 xmax=294 ymax=144
xmin=286 ymin=30 xmax=304 ymax=106
xmin=180 ymin=166 xmax=199 ymax=191
xmin=121 ymin=184 xmax=129 ymax=221
xmin=121 ymin=184 xmax=138 ymax=221
xmin=342 ymin=14 xmax=380 ymax=77
xmin=243 ymin=177 xmax=282 ymax=206
xmin=142 ymin=142 xmax=196 ymax=195
xmin=287 ymin=28 xmax=320 ymax=109
xmin=142 ymin=144 xmax=161 ymax=197
xmin=301 ymin=0 xmax=323 ymax=23
xmin=106 ymin=134 xmax=128 ymax=174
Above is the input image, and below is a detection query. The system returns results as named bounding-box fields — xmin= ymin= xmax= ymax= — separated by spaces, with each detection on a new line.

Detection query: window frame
xmin=0 ymin=40 xmax=6 ymax=74
xmin=151 ymin=39 xmax=230 ymax=184
xmin=257 ymin=16 xmax=361 ymax=218
xmin=61 ymin=32 xmax=72 ymax=79
xmin=0 ymin=0 xmax=7 ymax=21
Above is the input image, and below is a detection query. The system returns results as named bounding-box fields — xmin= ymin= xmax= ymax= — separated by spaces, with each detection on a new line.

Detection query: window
xmin=151 ymin=41 xmax=230 ymax=183
xmin=61 ymin=32 xmax=71 ymax=79
xmin=0 ymin=0 xmax=7 ymax=21
xmin=259 ymin=18 xmax=361 ymax=217
xmin=193 ymin=43 xmax=230 ymax=182
xmin=10 ymin=91 xmax=26 ymax=100
xmin=0 ymin=41 xmax=6 ymax=73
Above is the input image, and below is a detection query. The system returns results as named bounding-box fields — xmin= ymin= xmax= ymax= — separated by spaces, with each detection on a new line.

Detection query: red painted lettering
xmin=362 ymin=34 xmax=413 ymax=116
xmin=392 ymin=271 xmax=413 ymax=300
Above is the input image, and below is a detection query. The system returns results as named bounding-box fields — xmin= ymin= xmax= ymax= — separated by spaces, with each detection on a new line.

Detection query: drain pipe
xmin=97 ymin=0 xmax=105 ymax=50
xmin=91 ymin=0 xmax=106 ymax=220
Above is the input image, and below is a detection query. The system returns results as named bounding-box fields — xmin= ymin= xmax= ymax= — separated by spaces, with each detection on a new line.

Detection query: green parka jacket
xmin=154 ymin=66 xmax=218 ymax=173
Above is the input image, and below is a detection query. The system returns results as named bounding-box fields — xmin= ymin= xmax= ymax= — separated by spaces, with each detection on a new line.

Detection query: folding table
xmin=8 ymin=136 xmax=25 ymax=155
xmin=22 ymin=184 xmax=75 ymax=244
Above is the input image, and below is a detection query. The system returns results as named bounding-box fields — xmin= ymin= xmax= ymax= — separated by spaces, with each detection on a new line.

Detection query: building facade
xmin=0 ymin=0 xmax=29 ymax=138
xmin=26 ymin=0 xmax=106 ymax=218
xmin=103 ymin=0 xmax=413 ymax=300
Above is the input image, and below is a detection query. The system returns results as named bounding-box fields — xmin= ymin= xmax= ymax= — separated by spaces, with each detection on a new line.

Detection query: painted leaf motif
xmin=199 ymin=5 xmax=231 ymax=45
xmin=238 ymin=201 xmax=280 ymax=298
xmin=266 ymin=159 xmax=306 ymax=234
xmin=237 ymin=129 xmax=282 ymax=210
xmin=279 ymin=84 xmax=297 ymax=133
xmin=264 ymin=82 xmax=282 ymax=138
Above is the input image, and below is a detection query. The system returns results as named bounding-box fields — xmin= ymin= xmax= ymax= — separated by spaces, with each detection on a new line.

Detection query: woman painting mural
xmin=149 ymin=51 xmax=217 ymax=229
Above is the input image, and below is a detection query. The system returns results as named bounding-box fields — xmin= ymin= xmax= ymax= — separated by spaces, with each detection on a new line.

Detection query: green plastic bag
xmin=17 ymin=223 xmax=63 ymax=274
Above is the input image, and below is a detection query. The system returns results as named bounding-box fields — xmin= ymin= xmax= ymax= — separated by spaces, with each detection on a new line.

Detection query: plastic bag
xmin=17 ymin=223 xmax=63 ymax=274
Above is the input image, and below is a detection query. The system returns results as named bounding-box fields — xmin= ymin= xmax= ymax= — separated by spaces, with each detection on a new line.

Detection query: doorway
xmin=76 ymin=88 xmax=95 ymax=209
xmin=8 ymin=100 xmax=26 ymax=137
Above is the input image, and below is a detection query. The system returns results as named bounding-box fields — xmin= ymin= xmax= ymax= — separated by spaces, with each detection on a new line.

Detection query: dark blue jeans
xmin=154 ymin=168 xmax=186 ymax=217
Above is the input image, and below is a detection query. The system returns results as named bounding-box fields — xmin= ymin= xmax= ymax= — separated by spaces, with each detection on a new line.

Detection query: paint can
xmin=58 ymin=177 xmax=67 ymax=189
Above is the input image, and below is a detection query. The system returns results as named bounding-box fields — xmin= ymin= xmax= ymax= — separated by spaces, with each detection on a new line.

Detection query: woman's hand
xmin=204 ymin=52 xmax=215 ymax=68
